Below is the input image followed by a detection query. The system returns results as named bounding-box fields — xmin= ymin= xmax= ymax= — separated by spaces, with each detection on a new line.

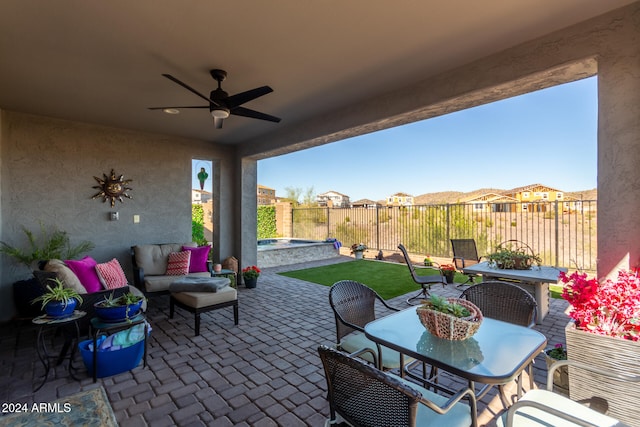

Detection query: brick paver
xmin=0 ymin=256 xmax=570 ymax=426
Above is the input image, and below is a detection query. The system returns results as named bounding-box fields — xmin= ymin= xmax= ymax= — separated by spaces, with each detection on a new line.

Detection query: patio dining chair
xmin=329 ymin=280 xmax=412 ymax=372
xmin=499 ymin=359 xmax=640 ymax=426
xmin=460 ymin=281 xmax=538 ymax=407
xmin=318 ymin=345 xmax=477 ymax=427
xmin=450 ymin=239 xmax=483 ymax=285
xmin=398 ymin=244 xmax=447 ymax=305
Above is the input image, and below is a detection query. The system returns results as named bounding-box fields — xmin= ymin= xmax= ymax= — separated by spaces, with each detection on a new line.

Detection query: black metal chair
xmin=329 ymin=280 xmax=411 ymax=371
xmin=460 ymin=281 xmax=538 ymax=407
xmin=318 ymin=345 xmax=477 ymax=427
xmin=450 ymin=239 xmax=483 ymax=285
xmin=398 ymin=244 xmax=447 ymax=305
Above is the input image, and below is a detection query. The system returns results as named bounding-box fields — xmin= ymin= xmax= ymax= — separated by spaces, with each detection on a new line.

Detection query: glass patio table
xmin=364 ymin=306 xmax=547 ymax=404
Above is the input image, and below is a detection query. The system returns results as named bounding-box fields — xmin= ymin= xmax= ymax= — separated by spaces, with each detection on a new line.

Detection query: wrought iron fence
xmin=291 ymin=201 xmax=597 ymax=271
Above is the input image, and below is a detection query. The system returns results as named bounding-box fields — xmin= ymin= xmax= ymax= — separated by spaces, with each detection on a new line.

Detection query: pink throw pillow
xmin=181 ymin=245 xmax=210 ymax=273
xmin=95 ymin=258 xmax=128 ymax=290
xmin=66 ymin=256 xmax=102 ymax=293
xmin=166 ymin=251 xmax=191 ymax=276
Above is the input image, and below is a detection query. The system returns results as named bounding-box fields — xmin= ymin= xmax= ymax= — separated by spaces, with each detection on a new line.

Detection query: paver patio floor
xmin=0 ymin=256 xmax=570 ymax=426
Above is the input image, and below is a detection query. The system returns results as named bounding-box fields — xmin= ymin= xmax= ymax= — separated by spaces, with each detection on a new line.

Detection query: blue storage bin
xmin=78 ymin=336 xmax=145 ymax=378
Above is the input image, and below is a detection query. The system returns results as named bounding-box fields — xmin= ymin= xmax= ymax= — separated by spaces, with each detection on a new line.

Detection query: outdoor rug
xmin=0 ymin=386 xmax=117 ymax=427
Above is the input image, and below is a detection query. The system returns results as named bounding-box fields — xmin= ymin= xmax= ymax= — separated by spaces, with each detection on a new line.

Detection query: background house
xmin=463 ymin=192 xmax=519 ymax=212
xmin=192 ymin=189 xmax=213 ymax=204
xmin=387 ymin=192 xmax=414 ymax=206
xmin=257 ymin=185 xmax=277 ymax=205
xmin=504 ymin=183 xmax=565 ymax=212
xmin=317 ymin=191 xmax=351 ymax=208
xmin=351 ymin=199 xmax=381 ymax=209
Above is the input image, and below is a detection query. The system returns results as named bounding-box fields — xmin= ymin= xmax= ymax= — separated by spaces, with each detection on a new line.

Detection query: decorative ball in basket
xmin=417 ymin=296 xmax=483 ymax=340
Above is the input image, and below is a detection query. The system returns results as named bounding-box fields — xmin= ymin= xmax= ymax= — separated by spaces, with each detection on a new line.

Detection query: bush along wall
xmin=258 ymin=205 xmax=277 ymax=239
xmin=192 ymin=204 xmax=207 ymax=246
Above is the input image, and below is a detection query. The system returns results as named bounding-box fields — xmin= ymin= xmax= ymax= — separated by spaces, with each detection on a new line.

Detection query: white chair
xmin=498 ymin=359 xmax=640 ymax=426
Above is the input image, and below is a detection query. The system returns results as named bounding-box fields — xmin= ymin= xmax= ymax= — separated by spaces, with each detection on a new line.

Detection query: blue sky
xmin=256 ymin=76 xmax=597 ymax=202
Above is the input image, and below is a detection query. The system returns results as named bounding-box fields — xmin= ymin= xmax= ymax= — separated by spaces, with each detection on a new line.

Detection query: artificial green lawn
xmin=278 ymin=259 xmax=463 ymax=300
xmin=279 ymin=259 xmax=565 ymax=301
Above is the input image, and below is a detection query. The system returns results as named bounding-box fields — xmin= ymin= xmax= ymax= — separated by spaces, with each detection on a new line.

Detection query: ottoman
xmin=169 ymin=277 xmax=238 ymax=336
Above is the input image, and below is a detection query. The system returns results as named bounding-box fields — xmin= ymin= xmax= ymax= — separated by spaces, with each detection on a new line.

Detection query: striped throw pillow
xmin=166 ymin=251 xmax=191 ymax=276
xmin=95 ymin=258 xmax=128 ymax=290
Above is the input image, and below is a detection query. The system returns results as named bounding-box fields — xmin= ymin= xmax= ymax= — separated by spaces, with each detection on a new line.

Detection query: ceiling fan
xmin=149 ymin=69 xmax=281 ymax=129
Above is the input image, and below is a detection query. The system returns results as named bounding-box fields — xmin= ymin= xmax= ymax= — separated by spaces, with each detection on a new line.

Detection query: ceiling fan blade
xmin=148 ymin=106 xmax=208 ymax=110
xmin=213 ymin=117 xmax=224 ymax=129
xmin=231 ymin=106 xmax=281 ymax=123
xmin=225 ymin=86 xmax=273 ymax=109
xmin=161 ymin=74 xmax=221 ymax=107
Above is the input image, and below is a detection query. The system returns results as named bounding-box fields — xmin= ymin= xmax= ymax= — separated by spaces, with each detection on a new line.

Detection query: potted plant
xmin=416 ymin=295 xmax=483 ymax=340
xmin=440 ymin=264 xmax=456 ymax=284
xmin=560 ymin=269 xmax=640 ymax=424
xmin=544 ymin=343 xmax=569 ymax=395
xmin=486 ymin=242 xmax=542 ymax=270
xmin=242 ymin=265 xmax=261 ymax=288
xmin=350 ymin=243 xmax=367 ymax=260
xmin=1 ymin=223 xmax=94 ymax=317
xmin=0 ymin=223 xmax=95 ymax=272
xmin=94 ymin=292 xmax=145 ymax=323
xmin=31 ymin=277 xmax=83 ymax=319
xmin=424 ymin=255 xmax=433 ymax=266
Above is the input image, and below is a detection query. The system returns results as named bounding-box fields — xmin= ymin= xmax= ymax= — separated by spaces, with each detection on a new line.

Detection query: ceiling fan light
xmin=211 ymin=108 xmax=230 ymax=119
xmin=162 ymin=108 xmax=180 ymax=114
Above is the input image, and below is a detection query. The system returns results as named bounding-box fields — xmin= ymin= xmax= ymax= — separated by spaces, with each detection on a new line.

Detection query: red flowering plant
xmin=242 ymin=265 xmax=261 ymax=279
xmin=559 ymin=269 xmax=640 ymax=341
xmin=440 ymin=264 xmax=456 ymax=272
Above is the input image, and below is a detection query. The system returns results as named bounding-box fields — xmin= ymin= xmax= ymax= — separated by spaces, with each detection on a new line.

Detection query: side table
xmin=89 ymin=314 xmax=148 ymax=382
xmin=32 ymin=310 xmax=86 ymax=391
xmin=212 ymin=268 xmax=237 ymax=288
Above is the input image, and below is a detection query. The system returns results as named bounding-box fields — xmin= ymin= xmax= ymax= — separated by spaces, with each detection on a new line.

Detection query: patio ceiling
xmin=0 ymin=1 xmax=635 ymax=149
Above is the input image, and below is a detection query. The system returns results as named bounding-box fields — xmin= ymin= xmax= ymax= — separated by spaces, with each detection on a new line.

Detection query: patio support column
xmin=597 ymin=35 xmax=640 ymax=277
xmin=237 ymin=157 xmax=258 ymax=282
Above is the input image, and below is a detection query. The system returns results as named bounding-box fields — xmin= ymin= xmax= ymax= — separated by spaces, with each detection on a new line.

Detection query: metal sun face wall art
xmin=92 ymin=169 xmax=133 ymax=207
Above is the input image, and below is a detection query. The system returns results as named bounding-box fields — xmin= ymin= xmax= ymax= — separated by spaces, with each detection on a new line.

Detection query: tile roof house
xmin=387 ymin=192 xmax=414 ymax=206
xmin=350 ymin=198 xmax=381 ymax=209
xmin=463 ymin=192 xmax=519 ymax=212
xmin=317 ymin=191 xmax=351 ymax=208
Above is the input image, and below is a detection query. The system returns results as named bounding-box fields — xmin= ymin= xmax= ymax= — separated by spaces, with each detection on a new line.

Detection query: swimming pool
xmin=257 ymin=238 xmax=340 ymax=267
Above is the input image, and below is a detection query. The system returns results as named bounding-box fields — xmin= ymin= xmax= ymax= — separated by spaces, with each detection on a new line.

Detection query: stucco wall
xmin=0 ymin=111 xmax=235 ymax=320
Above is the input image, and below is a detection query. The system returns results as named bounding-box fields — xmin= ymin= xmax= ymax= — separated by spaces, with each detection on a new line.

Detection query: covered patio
xmin=0 ymin=2 xmax=639 ymax=425
xmin=0 ymin=256 xmax=570 ymax=426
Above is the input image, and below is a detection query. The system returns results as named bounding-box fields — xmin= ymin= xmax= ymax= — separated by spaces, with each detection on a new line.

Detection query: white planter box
xmin=565 ymin=322 xmax=640 ymax=425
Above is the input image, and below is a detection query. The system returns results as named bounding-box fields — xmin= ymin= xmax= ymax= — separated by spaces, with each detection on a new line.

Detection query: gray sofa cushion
xmin=133 ymin=242 xmax=196 ymax=276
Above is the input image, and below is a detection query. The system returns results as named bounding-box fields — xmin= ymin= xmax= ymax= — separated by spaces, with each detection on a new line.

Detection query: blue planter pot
xmin=244 ymin=277 xmax=257 ymax=288
xmin=94 ymin=300 xmax=143 ymax=323
xmin=45 ymin=298 xmax=78 ymax=318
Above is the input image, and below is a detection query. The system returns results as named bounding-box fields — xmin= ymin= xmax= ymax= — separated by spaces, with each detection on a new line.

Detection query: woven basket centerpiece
xmin=417 ymin=297 xmax=483 ymax=340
